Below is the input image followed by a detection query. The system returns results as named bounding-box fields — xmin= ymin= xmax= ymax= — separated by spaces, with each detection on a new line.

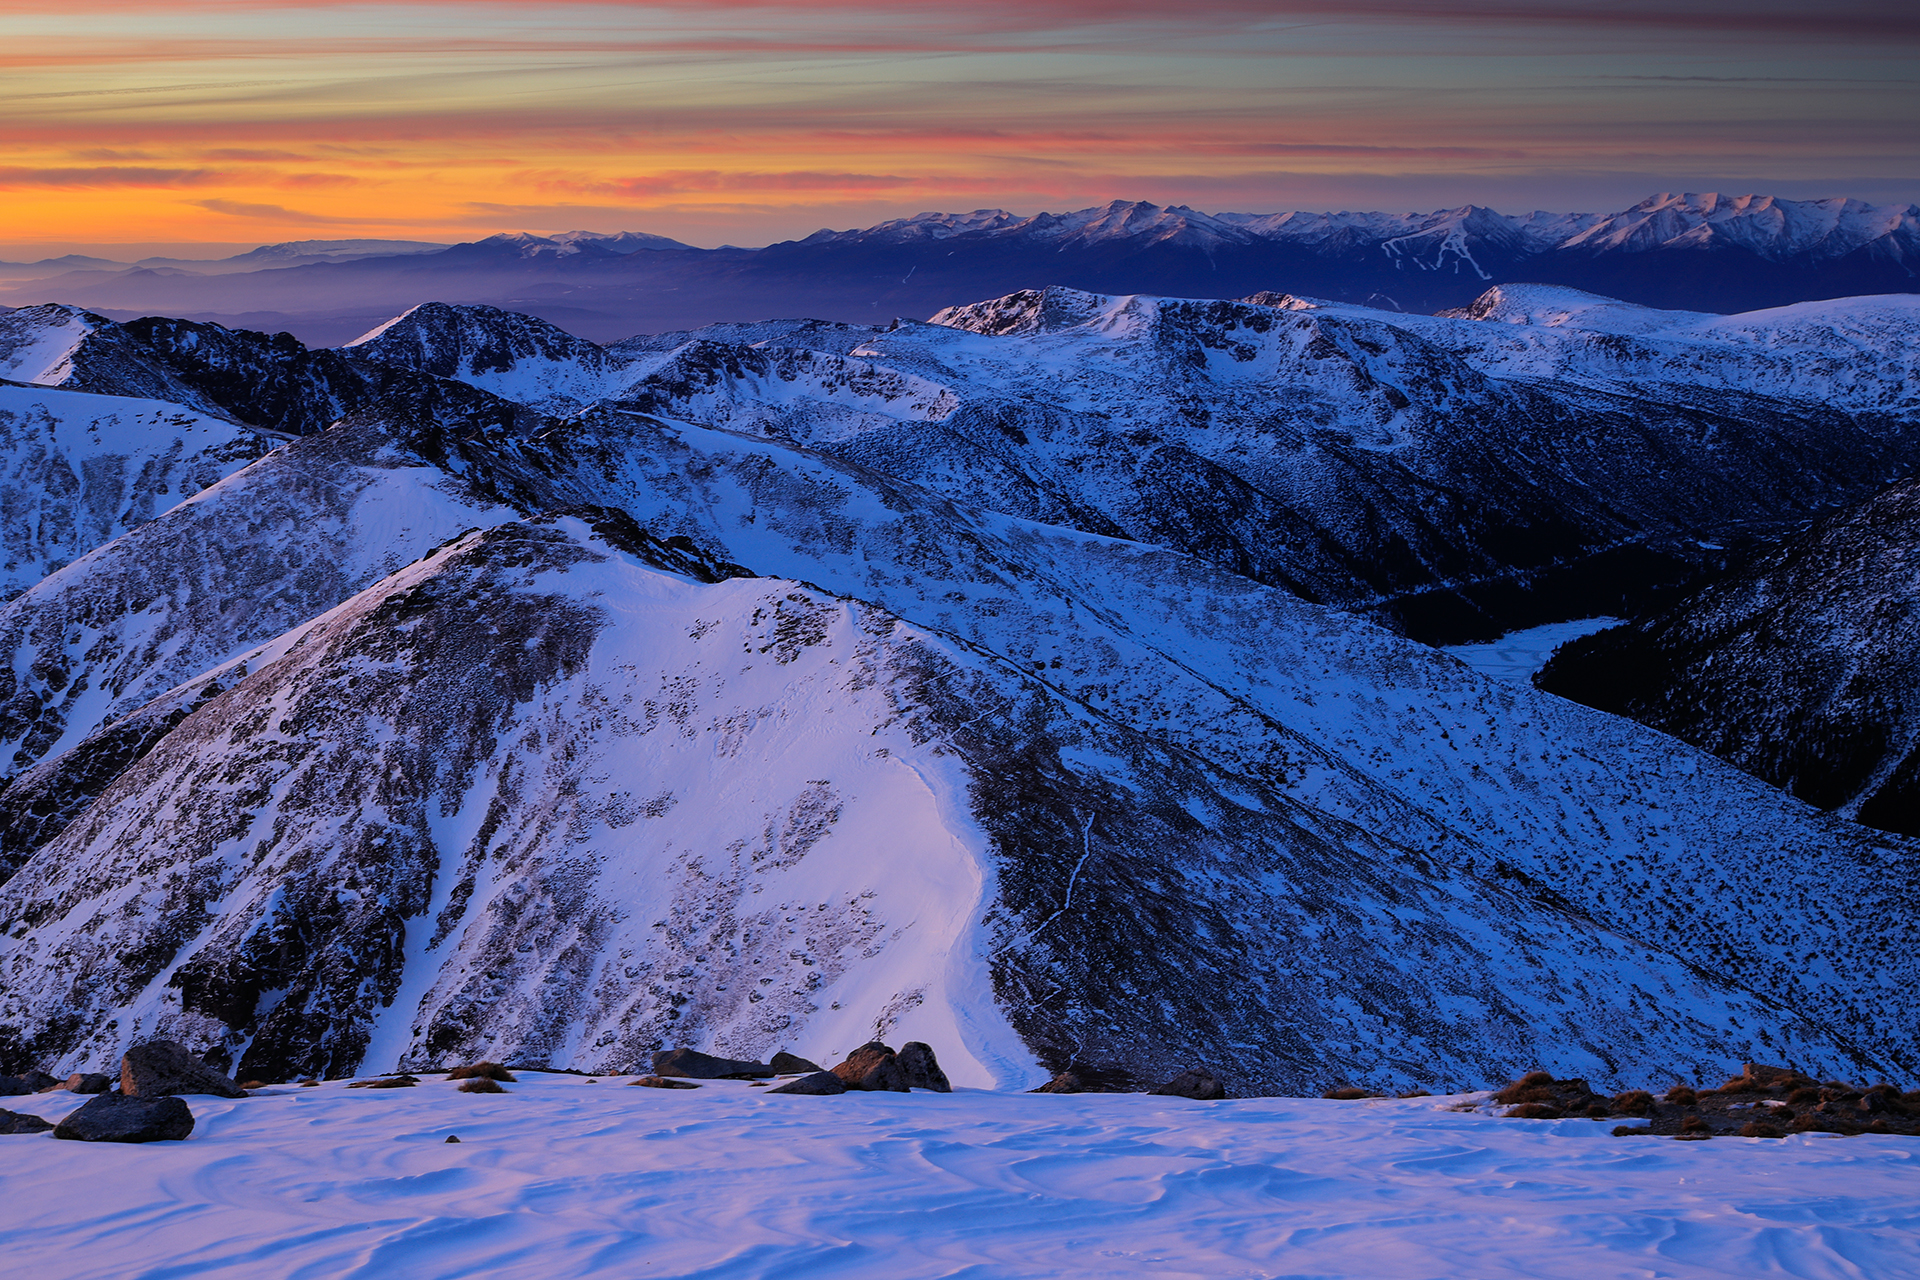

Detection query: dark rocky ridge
xmin=1537 ymin=478 xmax=1920 ymax=836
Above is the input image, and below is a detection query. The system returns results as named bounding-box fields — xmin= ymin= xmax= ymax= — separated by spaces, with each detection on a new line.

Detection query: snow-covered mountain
xmin=1537 ymin=477 xmax=1920 ymax=837
xmin=2 ymin=280 xmax=1918 ymax=1095
xmin=6 ymin=193 xmax=1913 ymax=344
xmin=340 ymin=288 xmax=1920 ymax=641
xmin=0 ymin=339 xmax=1916 ymax=1094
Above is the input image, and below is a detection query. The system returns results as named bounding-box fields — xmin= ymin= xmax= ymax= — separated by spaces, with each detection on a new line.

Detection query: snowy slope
xmin=2 ymin=393 xmax=1914 ymax=1094
xmin=4 ymin=1079 xmax=1917 ymax=1280
xmin=0 ymin=383 xmax=268 ymax=600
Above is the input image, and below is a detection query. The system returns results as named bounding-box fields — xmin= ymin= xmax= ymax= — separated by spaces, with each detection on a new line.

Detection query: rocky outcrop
xmin=52 ymin=1092 xmax=194 ymax=1143
xmin=121 ymin=1041 xmax=246 ymax=1099
xmin=1030 ymin=1072 xmax=1084 ymax=1094
xmin=650 ymin=1049 xmax=774 ymax=1080
xmin=767 ymin=1071 xmax=848 ymax=1096
xmin=51 ymin=1072 xmax=110 ymax=1094
xmin=769 ymin=1052 xmax=823 ymax=1075
xmin=831 ymin=1044 xmax=911 ymax=1093
xmin=896 ymin=1043 xmax=951 ymax=1093
xmin=0 ymin=1108 xmax=53 ymax=1134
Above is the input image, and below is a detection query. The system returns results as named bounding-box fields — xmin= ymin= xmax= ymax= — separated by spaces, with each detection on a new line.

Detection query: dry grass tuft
xmin=458 ymin=1077 xmax=507 ymax=1094
xmin=1491 ymin=1071 xmax=1558 ymax=1106
xmin=1322 ymin=1086 xmax=1374 ymax=1100
xmin=449 ymin=1062 xmax=516 ymax=1083
xmin=1664 ymin=1085 xmax=1697 ymax=1105
xmin=1610 ymin=1090 xmax=1654 ymax=1116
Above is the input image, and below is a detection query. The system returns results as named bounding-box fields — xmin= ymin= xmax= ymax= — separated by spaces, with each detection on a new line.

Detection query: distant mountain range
xmin=2 ymin=192 xmax=1914 ymax=344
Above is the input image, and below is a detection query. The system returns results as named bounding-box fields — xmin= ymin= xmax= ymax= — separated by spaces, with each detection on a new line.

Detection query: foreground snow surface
xmin=3 ymin=1076 xmax=1916 ymax=1280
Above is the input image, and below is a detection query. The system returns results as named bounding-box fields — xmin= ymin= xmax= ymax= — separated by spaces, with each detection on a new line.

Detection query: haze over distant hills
xmin=3 ymin=192 xmax=1914 ymax=344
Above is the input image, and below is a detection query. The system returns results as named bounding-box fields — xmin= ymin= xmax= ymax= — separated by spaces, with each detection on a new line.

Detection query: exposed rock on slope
xmin=1537 ymin=478 xmax=1920 ymax=836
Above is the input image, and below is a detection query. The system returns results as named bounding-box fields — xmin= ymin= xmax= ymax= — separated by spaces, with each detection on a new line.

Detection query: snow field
xmin=2 ymin=1076 xmax=1916 ymax=1280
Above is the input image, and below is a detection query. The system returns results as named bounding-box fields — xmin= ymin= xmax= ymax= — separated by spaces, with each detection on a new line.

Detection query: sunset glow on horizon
xmin=4 ymin=0 xmax=1916 ymax=255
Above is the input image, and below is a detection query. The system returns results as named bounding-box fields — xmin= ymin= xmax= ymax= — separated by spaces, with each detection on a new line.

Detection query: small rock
xmin=446 ymin=1135 xmax=461 ymax=1143
xmin=53 ymin=1092 xmax=194 ymax=1143
xmin=121 ymin=1041 xmax=246 ymax=1099
xmin=1150 ymin=1067 xmax=1226 ymax=1100
xmin=650 ymin=1048 xmax=774 ymax=1080
xmin=0 ymin=1108 xmax=55 ymax=1135
xmin=346 ymin=1075 xmax=419 ymax=1090
xmin=631 ymin=1076 xmax=700 ymax=1090
xmin=897 ymin=1042 xmax=952 ymax=1093
xmin=768 ymin=1071 xmax=848 ymax=1095
xmin=1030 ymin=1072 xmax=1083 ymax=1094
xmin=53 ymin=1073 xmax=112 ymax=1095
xmin=769 ymin=1051 xmax=824 ymax=1075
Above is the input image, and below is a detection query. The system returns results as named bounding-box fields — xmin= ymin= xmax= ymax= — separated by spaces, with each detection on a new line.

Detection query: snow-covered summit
xmin=1560 ymin=192 xmax=1920 ymax=263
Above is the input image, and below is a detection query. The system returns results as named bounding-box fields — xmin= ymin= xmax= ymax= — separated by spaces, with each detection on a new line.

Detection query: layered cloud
xmin=1 ymin=1 xmax=1913 ymax=250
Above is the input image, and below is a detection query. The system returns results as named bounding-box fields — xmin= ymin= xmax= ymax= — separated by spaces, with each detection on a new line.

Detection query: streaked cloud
xmin=0 ymin=2 xmax=1912 ymax=250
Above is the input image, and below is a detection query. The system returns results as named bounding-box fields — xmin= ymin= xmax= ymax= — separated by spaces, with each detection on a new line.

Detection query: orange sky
xmin=3 ymin=1 xmax=1915 ymax=254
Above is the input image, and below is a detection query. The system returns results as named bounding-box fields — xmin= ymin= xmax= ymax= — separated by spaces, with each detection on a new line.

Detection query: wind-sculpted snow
xmin=0 ymin=383 xmax=268 ymax=600
xmin=1538 ymin=478 xmax=1920 ymax=838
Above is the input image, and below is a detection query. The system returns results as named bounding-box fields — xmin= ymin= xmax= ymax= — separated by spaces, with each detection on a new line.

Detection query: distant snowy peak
xmin=550 ymin=229 xmax=693 ymax=253
xmin=344 ymin=301 xmax=613 ymax=412
xmin=798 ymin=210 xmax=1022 ymax=246
xmin=1559 ymin=192 xmax=1920 ymax=263
xmin=1445 ymin=283 xmax=1717 ymax=333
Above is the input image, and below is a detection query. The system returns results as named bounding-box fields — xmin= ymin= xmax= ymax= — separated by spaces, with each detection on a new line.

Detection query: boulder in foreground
xmin=897 ymin=1042 xmax=952 ymax=1093
xmin=651 ymin=1049 xmax=775 ymax=1080
xmin=767 ymin=1072 xmax=848 ymax=1096
xmin=52 ymin=1092 xmax=194 ymax=1143
xmin=0 ymin=1108 xmax=55 ymax=1134
xmin=1 ymin=1072 xmax=58 ymax=1095
xmin=1030 ymin=1072 xmax=1084 ymax=1094
xmin=121 ymin=1041 xmax=246 ymax=1099
xmin=51 ymin=1072 xmax=112 ymax=1094
xmin=1151 ymin=1067 xmax=1227 ymax=1100
xmin=831 ymin=1043 xmax=910 ymax=1093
